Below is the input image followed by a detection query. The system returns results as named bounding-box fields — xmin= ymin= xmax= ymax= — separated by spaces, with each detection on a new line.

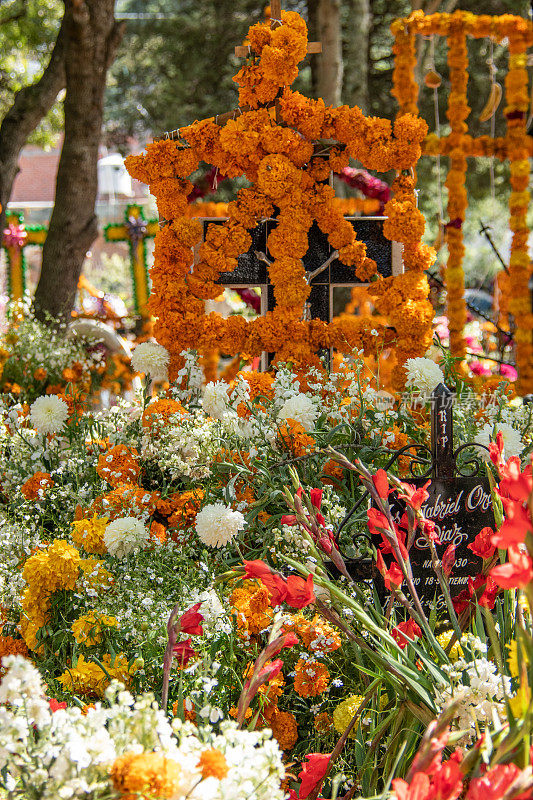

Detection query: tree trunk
xmin=0 ymin=18 xmax=66 ymax=235
xmin=316 ymin=0 xmax=343 ymax=107
xmin=343 ymin=0 xmax=370 ymax=112
xmin=33 ymin=0 xmax=124 ymax=322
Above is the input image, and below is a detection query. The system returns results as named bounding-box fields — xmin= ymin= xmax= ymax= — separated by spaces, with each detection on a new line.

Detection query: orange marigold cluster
xmin=20 ymin=471 xmax=54 ymax=501
xmin=96 ymin=444 xmax=140 ymax=487
xmin=125 ymin=9 xmax=431 ymax=384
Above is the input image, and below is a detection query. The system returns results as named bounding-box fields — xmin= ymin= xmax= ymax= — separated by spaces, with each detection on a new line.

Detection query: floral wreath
xmin=391 ymin=10 xmax=533 ymax=394
xmin=126 ymin=10 xmax=435 ymax=387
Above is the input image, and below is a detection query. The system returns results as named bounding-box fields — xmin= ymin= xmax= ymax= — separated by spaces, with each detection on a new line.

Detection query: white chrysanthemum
xmin=29 ymin=395 xmax=68 ymax=434
xmin=404 ymin=357 xmax=445 ymax=395
xmin=277 ymin=393 xmax=317 ymax=431
xmin=103 ymin=517 xmax=150 ymax=558
xmin=474 ymin=422 xmax=524 ymax=459
xmin=131 ymin=341 xmax=169 ymax=381
xmin=202 ymin=381 xmax=230 ymax=420
xmin=195 ymin=503 xmax=246 ymax=549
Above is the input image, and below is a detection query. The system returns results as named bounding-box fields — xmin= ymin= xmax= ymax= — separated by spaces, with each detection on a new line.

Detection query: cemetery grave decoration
xmin=2 ymin=212 xmax=47 ymax=302
xmin=391 ymin=11 xmax=533 ymax=395
xmin=334 ymin=383 xmax=495 ymax=616
xmin=125 ymin=2 xmax=435 ymax=388
xmin=104 ymin=203 xmax=158 ymax=318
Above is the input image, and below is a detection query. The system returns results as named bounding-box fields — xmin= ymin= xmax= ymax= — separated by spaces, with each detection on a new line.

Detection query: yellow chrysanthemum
xmin=436 ymin=630 xmax=463 ymax=662
xmin=71 ymin=612 xmax=118 ymax=646
xmin=333 ymin=695 xmax=365 ymax=737
xmin=57 ymin=653 xmax=137 ymax=698
xmin=71 ymin=515 xmax=108 ymax=555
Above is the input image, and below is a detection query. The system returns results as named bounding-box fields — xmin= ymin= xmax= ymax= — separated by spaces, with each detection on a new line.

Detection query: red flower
xmin=285 ymin=574 xmax=315 ymax=609
xmin=451 ymin=588 xmax=471 ymax=615
xmin=244 ymin=560 xmax=288 ymax=605
xmin=281 ymin=514 xmax=298 ymax=526
xmin=431 ymin=752 xmax=463 ymax=800
xmin=367 ymin=507 xmax=390 ymax=538
xmin=466 ymin=763 xmax=531 ymax=800
xmin=298 ymin=753 xmax=331 ymax=799
xmin=384 ymin=562 xmax=403 ymax=589
xmin=270 ymin=632 xmax=299 ymax=656
xmin=372 ymin=469 xmax=390 ymax=499
xmin=173 ymin=638 xmax=197 ymax=668
xmin=178 ymin=602 xmax=204 ymax=636
xmin=441 ymin=545 xmax=455 ymax=578
xmin=491 ymin=544 xmax=533 ymax=589
xmin=497 ymin=457 xmax=532 ymax=502
xmin=391 ymin=619 xmax=422 ymax=649
xmin=488 ymin=430 xmax=504 ymax=468
xmin=467 ymin=528 xmax=496 ymax=560
xmin=310 ymin=488 xmax=323 ymax=509
xmin=397 ymin=480 xmax=431 ymax=511
xmin=391 ymin=773 xmax=431 ymax=800
xmin=491 ymin=499 xmax=532 ymax=549
xmin=422 ymin=520 xmax=441 ymax=544
xmin=48 ymin=698 xmax=67 ymax=712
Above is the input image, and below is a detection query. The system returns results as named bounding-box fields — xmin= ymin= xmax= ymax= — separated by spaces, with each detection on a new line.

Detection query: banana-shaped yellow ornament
xmin=479 ymin=82 xmax=502 ymax=122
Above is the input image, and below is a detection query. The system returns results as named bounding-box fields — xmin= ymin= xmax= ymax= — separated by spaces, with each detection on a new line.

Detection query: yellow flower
xmin=436 ymin=630 xmax=463 ymax=662
xmin=71 ymin=515 xmax=108 ymax=555
xmin=71 ymin=612 xmax=118 ymax=646
xmin=58 ymin=653 xmax=137 ymax=698
xmin=333 ymin=695 xmax=366 ymax=737
xmin=111 ymin=751 xmax=182 ymax=800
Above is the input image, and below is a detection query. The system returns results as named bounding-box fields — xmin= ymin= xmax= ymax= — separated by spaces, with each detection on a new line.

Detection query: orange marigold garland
xmin=126 ymin=10 xmax=432 ymax=387
xmin=391 ymin=10 xmax=533 ymax=391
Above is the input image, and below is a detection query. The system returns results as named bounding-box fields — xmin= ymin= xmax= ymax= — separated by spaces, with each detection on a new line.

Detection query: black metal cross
xmin=202 ymin=214 xmax=402 ymax=327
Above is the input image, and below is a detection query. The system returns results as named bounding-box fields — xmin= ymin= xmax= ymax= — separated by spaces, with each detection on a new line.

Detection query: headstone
xmin=380 ymin=383 xmax=495 ymax=614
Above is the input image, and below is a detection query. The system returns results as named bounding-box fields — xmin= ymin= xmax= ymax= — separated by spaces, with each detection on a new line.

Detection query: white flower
xmin=29 ymin=395 xmax=68 ymax=434
xmin=103 ymin=517 xmax=150 ymax=558
xmin=131 ymin=341 xmax=169 ymax=381
xmin=277 ymin=393 xmax=317 ymax=431
xmin=404 ymin=357 xmax=445 ymax=395
xmin=202 ymin=381 xmax=230 ymax=420
xmin=474 ymin=422 xmax=524 ymax=459
xmin=195 ymin=503 xmax=246 ymax=549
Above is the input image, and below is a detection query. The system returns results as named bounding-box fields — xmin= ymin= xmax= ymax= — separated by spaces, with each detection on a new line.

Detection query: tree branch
xmin=0 ymin=12 xmax=66 ymax=229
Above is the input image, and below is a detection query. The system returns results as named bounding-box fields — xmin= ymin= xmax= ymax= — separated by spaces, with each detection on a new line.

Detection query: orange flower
xmin=197 ymin=749 xmax=229 ymax=780
xmin=293 ymin=658 xmax=330 ymax=697
xmin=110 ymin=752 xmax=182 ymax=800
xmin=270 ymin=710 xmax=298 ymax=750
xmin=21 ymin=472 xmax=54 ymax=501
xmin=96 ymin=444 xmax=140 ymax=487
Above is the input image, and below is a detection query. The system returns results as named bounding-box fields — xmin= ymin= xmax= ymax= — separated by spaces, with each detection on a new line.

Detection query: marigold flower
xmin=110 ymin=751 xmax=182 ymax=800
xmin=293 ymin=658 xmax=330 ymax=697
xmin=197 ymin=748 xmax=229 ymax=780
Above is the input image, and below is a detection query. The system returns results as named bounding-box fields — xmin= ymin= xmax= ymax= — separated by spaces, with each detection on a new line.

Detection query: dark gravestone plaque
xmin=386 ymin=476 xmax=494 ymax=615
xmin=371 ymin=384 xmax=495 ymax=614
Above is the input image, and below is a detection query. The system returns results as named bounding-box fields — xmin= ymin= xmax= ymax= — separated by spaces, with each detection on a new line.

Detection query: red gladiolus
xmin=285 ymin=574 xmax=315 ymax=609
xmin=391 ymin=773 xmax=430 ymax=800
xmin=173 ymin=638 xmax=196 ymax=668
xmin=451 ymin=588 xmax=471 ymax=615
xmin=391 ymin=619 xmax=422 ymax=649
xmin=488 ymin=430 xmax=504 ymax=467
xmin=280 ymin=514 xmax=298 ymax=526
xmin=310 ymin=488 xmax=323 ymax=509
xmin=466 ymin=763 xmax=531 ymax=800
xmin=498 ymin=457 xmax=533 ymax=502
xmin=397 ymin=480 xmax=431 ymax=511
xmin=318 ymin=534 xmax=333 ymax=555
xmin=298 ymin=753 xmax=331 ymax=799
xmin=422 ymin=520 xmax=441 ymax=544
xmin=467 ymin=527 xmax=496 ymax=560
xmin=48 ymin=698 xmax=67 ymax=712
xmin=367 ymin=507 xmax=391 ymax=537
xmin=491 ymin=544 xmax=533 ymax=589
xmin=491 ymin=498 xmax=532 ymax=549
xmin=441 ymin=545 xmax=455 ymax=578
xmin=244 ymin=560 xmax=288 ymax=605
xmin=178 ymin=602 xmax=204 ymax=636
xmin=372 ymin=469 xmax=390 ymax=499
xmin=384 ymin=562 xmax=403 ymax=589
xmin=271 ymin=632 xmax=299 ymax=655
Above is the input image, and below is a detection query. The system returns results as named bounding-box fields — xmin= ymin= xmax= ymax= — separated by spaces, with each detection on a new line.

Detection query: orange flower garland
xmin=127 ymin=10 xmax=432 ymax=387
xmin=391 ymin=10 xmax=533 ymax=390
